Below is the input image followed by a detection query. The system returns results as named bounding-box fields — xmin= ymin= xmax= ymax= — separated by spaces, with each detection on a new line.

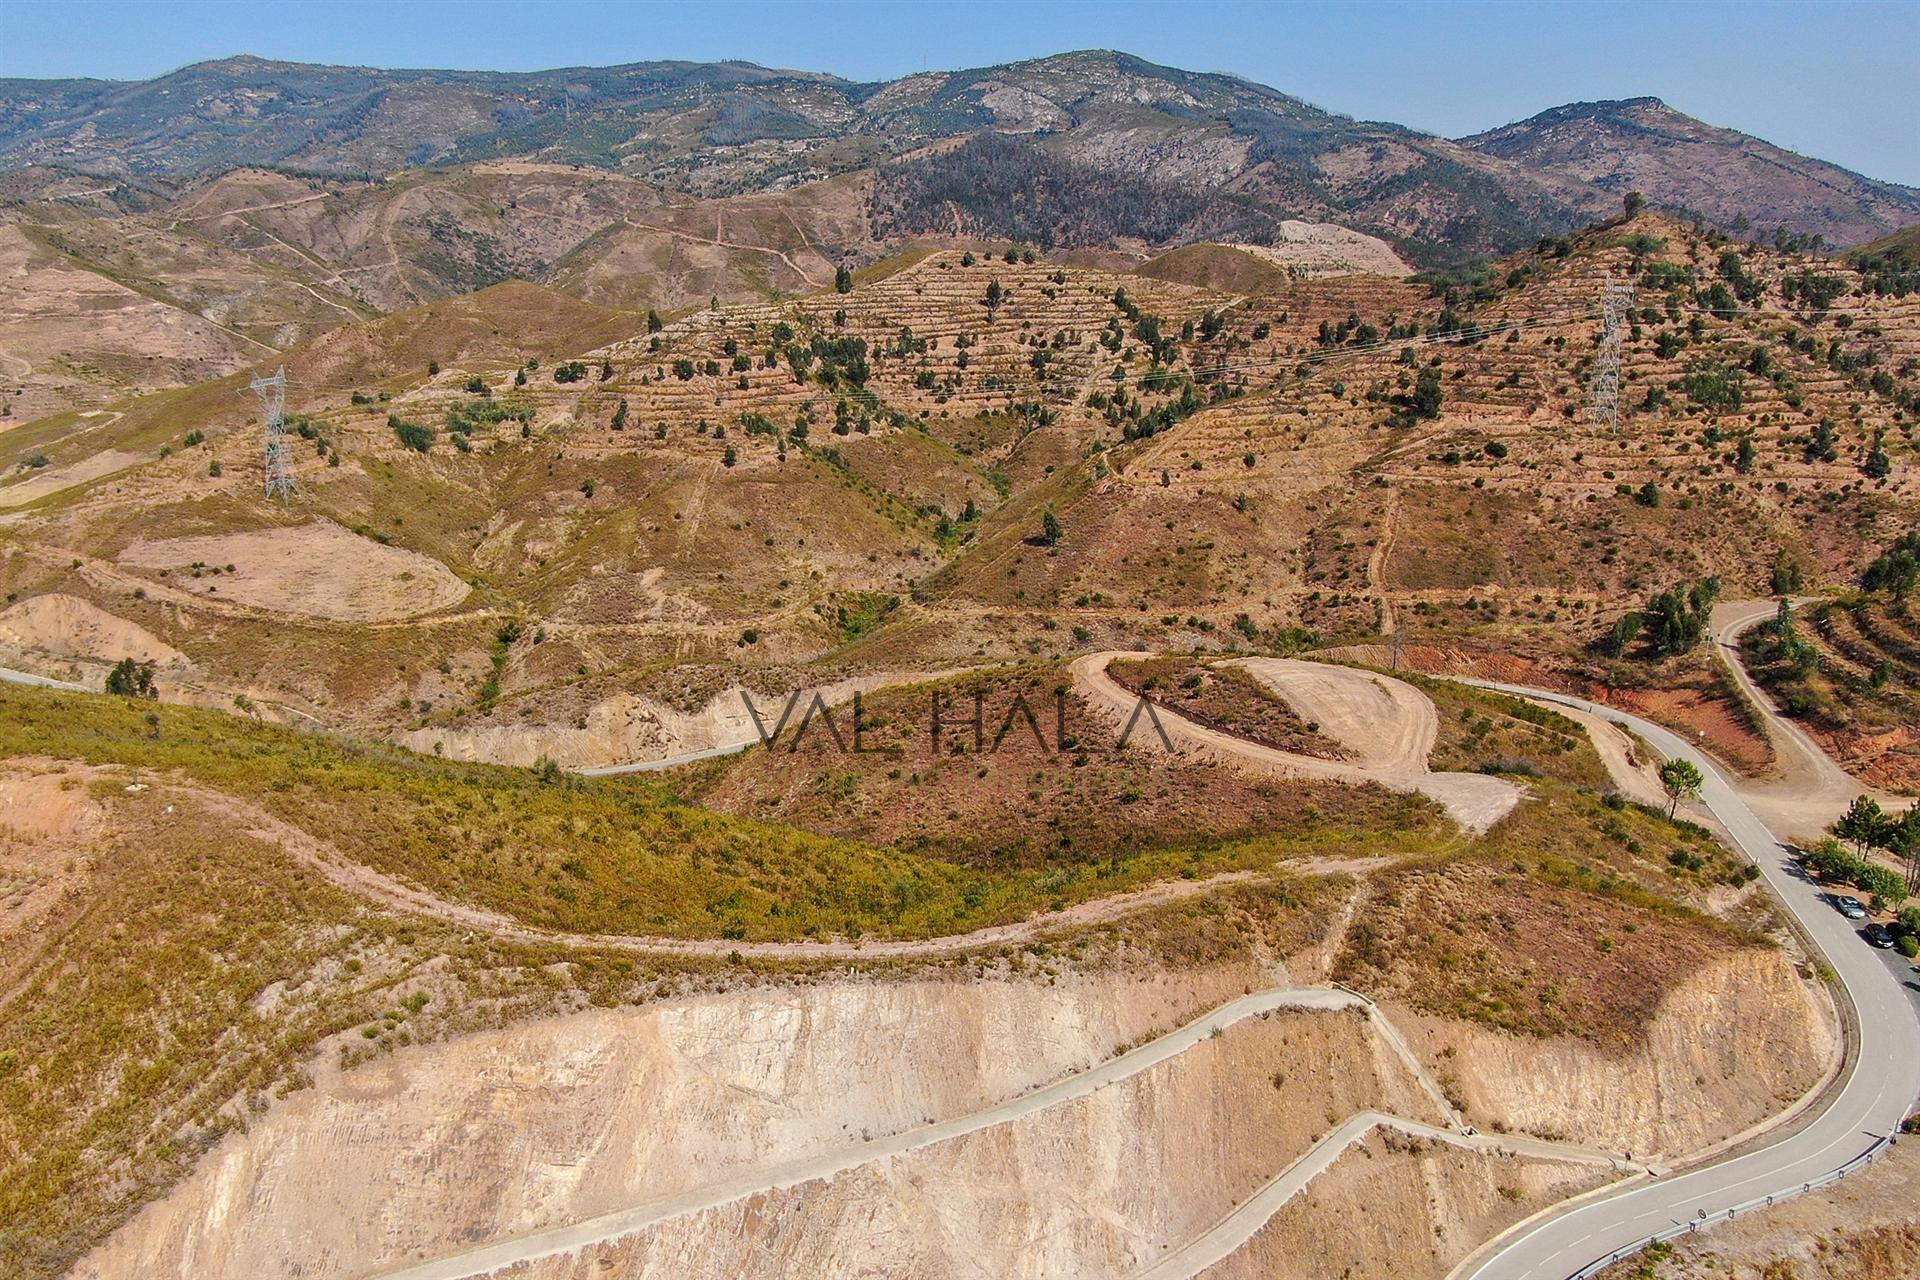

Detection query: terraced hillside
xmin=1 ymin=214 xmax=1916 ymax=767
xmin=7 ymin=50 xmax=1915 ymax=421
xmin=1742 ymin=592 xmax=1920 ymax=789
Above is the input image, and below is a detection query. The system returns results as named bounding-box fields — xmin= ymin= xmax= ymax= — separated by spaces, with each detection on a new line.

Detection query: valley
xmin=1 ymin=34 xmax=1917 ymax=1280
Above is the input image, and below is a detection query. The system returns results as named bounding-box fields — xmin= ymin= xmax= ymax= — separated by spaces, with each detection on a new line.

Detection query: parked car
xmin=1834 ymin=895 xmax=1869 ymax=920
xmin=1864 ymin=923 xmax=1895 ymax=949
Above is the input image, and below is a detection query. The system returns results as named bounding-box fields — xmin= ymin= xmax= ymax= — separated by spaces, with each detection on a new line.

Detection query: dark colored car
xmin=1864 ymin=923 xmax=1895 ymax=949
xmin=1834 ymin=895 xmax=1869 ymax=920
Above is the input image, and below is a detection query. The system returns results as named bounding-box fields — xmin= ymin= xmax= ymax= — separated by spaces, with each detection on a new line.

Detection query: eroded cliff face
xmin=490 ymin=1003 xmax=1457 ymax=1280
xmin=1201 ymin=1133 xmax=1600 ymax=1280
xmin=71 ymin=945 xmax=1831 ymax=1280
xmin=74 ymin=966 xmax=1267 ymax=1278
xmin=1398 ymin=948 xmax=1836 ymax=1155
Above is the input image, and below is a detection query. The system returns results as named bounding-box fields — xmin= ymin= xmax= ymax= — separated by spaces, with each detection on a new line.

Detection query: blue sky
xmin=5 ymin=0 xmax=1917 ymax=185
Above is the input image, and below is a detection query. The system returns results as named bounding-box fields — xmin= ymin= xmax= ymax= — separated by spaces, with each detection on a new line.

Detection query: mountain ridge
xmin=4 ymin=49 xmax=1912 ymax=253
xmin=1462 ymin=95 xmax=1920 ymax=246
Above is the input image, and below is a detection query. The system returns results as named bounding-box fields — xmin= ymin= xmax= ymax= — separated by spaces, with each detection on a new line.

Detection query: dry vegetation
xmin=3 ymin=214 xmax=1917 ymax=762
xmin=1108 ymin=654 xmax=1348 ymax=757
xmin=1744 ymin=595 xmax=1920 ymax=788
xmin=675 ymin=662 xmax=1441 ymax=867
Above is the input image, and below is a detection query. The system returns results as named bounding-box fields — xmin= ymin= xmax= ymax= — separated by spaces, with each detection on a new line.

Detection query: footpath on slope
xmin=170 ymin=781 xmax=1273 ymax=961
xmin=373 ymin=984 xmax=1636 ymax=1280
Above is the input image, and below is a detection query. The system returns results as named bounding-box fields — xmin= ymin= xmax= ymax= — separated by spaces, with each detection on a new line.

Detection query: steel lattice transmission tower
xmin=1588 ymin=278 xmax=1637 ymax=432
xmin=250 ymin=366 xmax=296 ymax=500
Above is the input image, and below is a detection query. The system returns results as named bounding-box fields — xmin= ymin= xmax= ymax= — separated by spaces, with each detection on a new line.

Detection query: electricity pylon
xmin=1589 ymin=278 xmax=1636 ymax=432
xmin=250 ymin=366 xmax=296 ymax=500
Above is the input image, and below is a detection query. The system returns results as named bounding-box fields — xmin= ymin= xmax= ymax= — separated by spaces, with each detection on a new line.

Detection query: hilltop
xmin=5 ymin=49 xmax=1913 ymax=259
xmin=6 ymin=52 xmax=1915 ymax=419
xmin=1463 ymin=97 xmax=1920 ymax=247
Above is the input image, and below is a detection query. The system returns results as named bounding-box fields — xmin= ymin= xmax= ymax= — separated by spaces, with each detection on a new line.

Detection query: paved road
xmin=0 ymin=664 xmax=87 ymax=692
xmin=1457 ymin=680 xmax=1920 ymax=1280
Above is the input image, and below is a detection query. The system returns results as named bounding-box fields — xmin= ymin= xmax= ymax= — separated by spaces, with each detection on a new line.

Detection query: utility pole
xmin=1589 ymin=277 xmax=1636 ymax=432
xmin=251 ymin=366 xmax=296 ymax=500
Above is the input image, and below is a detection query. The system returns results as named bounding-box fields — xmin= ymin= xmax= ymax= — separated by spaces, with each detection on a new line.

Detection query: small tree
xmin=1659 ymin=757 xmax=1704 ymax=819
xmin=834 ymin=264 xmax=853 ymax=294
xmin=646 ymin=310 xmax=663 ymax=334
xmin=1864 ymin=534 xmax=1920 ymax=600
xmin=984 ymin=279 xmax=1004 ymax=311
xmin=1890 ymin=808 xmax=1920 ymax=895
xmin=1601 ymin=611 xmax=1643 ymax=657
xmin=1835 ymin=795 xmax=1889 ymax=855
xmin=1624 ymin=191 xmax=1647 ymax=219
xmin=1407 ymin=366 xmax=1443 ymax=421
xmin=105 ymin=658 xmax=157 ymax=699
xmin=1041 ymin=506 xmax=1062 ymax=546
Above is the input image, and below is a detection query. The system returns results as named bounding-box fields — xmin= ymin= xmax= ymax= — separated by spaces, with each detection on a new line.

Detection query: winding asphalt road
xmin=10 ymin=642 xmax=1915 ymax=1277
xmin=1455 ymin=679 xmax=1920 ymax=1280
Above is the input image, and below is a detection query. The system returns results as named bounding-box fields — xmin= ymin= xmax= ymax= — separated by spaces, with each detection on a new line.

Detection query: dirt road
xmin=181 ymin=782 xmax=1274 ymax=961
xmin=373 ymin=982 xmax=1634 ymax=1280
xmin=1071 ymin=652 xmax=1521 ymax=834
xmin=1711 ymin=598 xmax=1910 ymax=839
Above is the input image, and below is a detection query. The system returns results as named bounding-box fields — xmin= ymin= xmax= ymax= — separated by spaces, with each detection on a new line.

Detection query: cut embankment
xmin=76 ymin=969 xmax=1611 ymax=1280
xmin=0 ymin=592 xmax=185 ymax=670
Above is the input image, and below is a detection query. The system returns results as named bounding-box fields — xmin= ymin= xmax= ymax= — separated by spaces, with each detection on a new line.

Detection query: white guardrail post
xmin=1563 ymin=1135 xmax=1897 ymax=1279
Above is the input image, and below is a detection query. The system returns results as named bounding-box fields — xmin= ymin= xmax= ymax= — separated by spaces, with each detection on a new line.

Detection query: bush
xmin=389 ymin=416 xmax=433 ymax=453
xmin=1897 ymin=936 xmax=1920 ymax=959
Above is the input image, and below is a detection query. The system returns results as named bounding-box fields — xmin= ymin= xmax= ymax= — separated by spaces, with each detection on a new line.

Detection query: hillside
xmin=7 ymin=49 xmax=1912 ymax=270
xmin=1463 ymin=97 xmax=1920 ymax=247
xmin=0 ymin=657 xmax=1828 ymax=1278
xmin=1 ymin=212 xmax=1916 ymax=767
xmin=7 ymin=52 xmax=1917 ymax=423
xmin=0 ymin=49 xmax=1604 ymax=265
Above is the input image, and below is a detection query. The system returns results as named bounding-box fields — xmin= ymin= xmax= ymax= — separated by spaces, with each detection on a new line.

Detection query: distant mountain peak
xmin=1463 ymin=96 xmax=1919 ymax=242
xmin=1 ymin=52 xmax=1913 ymax=250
